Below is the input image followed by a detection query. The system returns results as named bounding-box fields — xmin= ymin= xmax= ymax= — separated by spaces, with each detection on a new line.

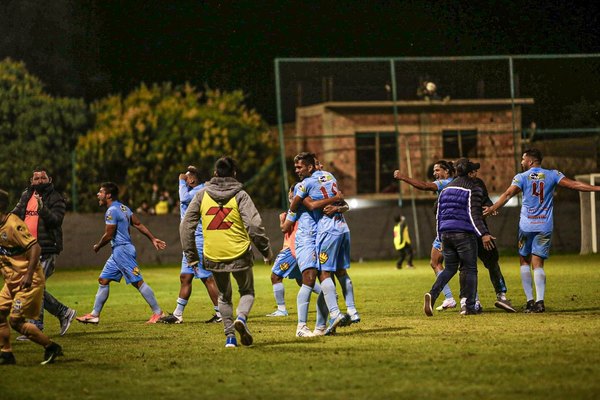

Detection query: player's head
xmin=293 ymin=152 xmax=317 ymax=179
xmin=394 ymin=215 xmax=405 ymax=223
xmin=214 ymin=157 xmax=237 ymax=178
xmin=31 ymin=166 xmax=52 ymax=187
xmin=0 ymin=189 xmax=9 ymax=213
xmin=288 ymin=184 xmax=295 ymax=203
xmin=455 ymin=158 xmax=480 ymax=177
xmin=98 ymin=182 xmax=119 ymax=206
xmin=186 ymin=165 xmax=200 ymax=186
xmin=522 ymin=148 xmax=543 ymax=171
xmin=433 ymin=160 xmax=455 ymax=179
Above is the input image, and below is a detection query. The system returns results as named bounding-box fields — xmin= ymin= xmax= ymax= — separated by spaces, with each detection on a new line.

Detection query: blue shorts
xmin=316 ymin=231 xmax=350 ymax=272
xmin=432 ymin=237 xmax=442 ymax=252
xmin=518 ymin=230 xmax=552 ymax=260
xmin=100 ymin=244 xmax=143 ymax=285
xmin=295 ymin=237 xmax=317 ymax=273
xmin=271 ymin=247 xmax=302 ymax=280
xmin=180 ymin=238 xmax=212 ymax=279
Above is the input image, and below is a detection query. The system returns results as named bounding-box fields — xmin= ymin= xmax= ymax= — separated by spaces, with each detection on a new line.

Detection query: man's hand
xmin=20 ymin=273 xmax=33 ymax=291
xmin=179 ymin=173 xmax=188 ymax=181
xmin=34 ymin=193 xmax=43 ymax=210
xmin=93 ymin=243 xmax=101 ymax=253
xmin=393 ymin=170 xmax=403 ymax=180
xmin=152 ymin=238 xmax=167 ymax=250
xmin=323 ymin=204 xmax=338 ymax=216
xmin=483 ymin=206 xmax=498 ymax=217
xmin=481 ymin=234 xmax=496 ymax=251
xmin=263 ymin=248 xmax=274 ymax=265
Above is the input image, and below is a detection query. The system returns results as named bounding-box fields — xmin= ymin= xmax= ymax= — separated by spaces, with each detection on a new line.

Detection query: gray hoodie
xmin=180 ymin=176 xmax=272 ymax=272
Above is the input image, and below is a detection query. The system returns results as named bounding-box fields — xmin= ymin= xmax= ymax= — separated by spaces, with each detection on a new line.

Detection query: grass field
xmin=1 ymin=254 xmax=599 ymax=400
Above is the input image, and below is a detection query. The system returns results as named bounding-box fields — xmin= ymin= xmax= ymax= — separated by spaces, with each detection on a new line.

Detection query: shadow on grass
xmin=63 ymin=329 xmax=125 ymax=338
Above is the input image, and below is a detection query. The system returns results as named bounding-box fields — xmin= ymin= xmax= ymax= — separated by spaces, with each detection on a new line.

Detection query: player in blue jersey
xmin=76 ymin=182 xmax=167 ymax=325
xmin=485 ymin=149 xmax=600 ymax=312
xmin=160 ymin=166 xmax=221 ymax=324
xmin=394 ymin=161 xmax=458 ymax=310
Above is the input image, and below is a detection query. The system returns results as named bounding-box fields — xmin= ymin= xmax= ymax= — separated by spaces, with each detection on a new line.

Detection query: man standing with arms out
xmin=0 ymin=189 xmax=63 ymax=365
xmin=12 ymin=167 xmax=76 ymax=340
xmin=393 ymin=215 xmax=414 ymax=269
xmin=76 ymin=182 xmax=167 ymax=324
xmin=485 ymin=148 xmax=600 ymax=312
xmin=160 ymin=166 xmax=221 ymax=324
xmin=180 ymin=157 xmax=273 ymax=348
xmin=424 ymin=159 xmax=494 ymax=316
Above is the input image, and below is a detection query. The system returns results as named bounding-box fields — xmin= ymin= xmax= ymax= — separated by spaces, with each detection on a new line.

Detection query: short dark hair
xmin=214 ymin=157 xmax=237 ymax=178
xmin=524 ymin=148 xmax=543 ymax=164
xmin=0 ymin=189 xmax=8 ymax=212
xmin=294 ymin=152 xmax=317 ymax=168
xmin=455 ymin=158 xmax=481 ymax=177
xmin=186 ymin=165 xmax=200 ymax=180
xmin=33 ymin=166 xmax=49 ymax=175
xmin=100 ymin=182 xmax=119 ymax=199
xmin=434 ymin=160 xmax=455 ymax=177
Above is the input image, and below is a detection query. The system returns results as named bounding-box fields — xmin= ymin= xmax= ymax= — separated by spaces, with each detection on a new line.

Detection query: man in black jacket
xmin=11 ymin=167 xmax=76 ymax=338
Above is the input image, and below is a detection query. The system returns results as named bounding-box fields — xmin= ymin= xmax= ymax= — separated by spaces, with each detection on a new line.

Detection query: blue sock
xmin=337 ymin=274 xmax=357 ymax=315
xmin=316 ymin=292 xmax=328 ymax=328
xmin=273 ymin=282 xmax=286 ymax=311
xmin=437 ymin=270 xmax=454 ymax=299
xmin=174 ymin=297 xmax=188 ymax=316
xmin=138 ymin=282 xmax=161 ymax=314
xmin=320 ymin=278 xmax=340 ymax=319
xmin=296 ymin=284 xmax=312 ymax=324
xmin=520 ymin=265 xmax=534 ymax=301
xmin=533 ymin=268 xmax=546 ymax=301
xmin=92 ymin=284 xmax=110 ymax=316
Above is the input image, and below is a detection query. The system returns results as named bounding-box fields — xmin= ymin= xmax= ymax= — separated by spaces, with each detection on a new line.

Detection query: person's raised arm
xmin=558 ymin=176 xmax=600 ymax=192
xmin=483 ymin=185 xmax=521 ymax=217
xmin=393 ymin=170 xmax=438 ymax=191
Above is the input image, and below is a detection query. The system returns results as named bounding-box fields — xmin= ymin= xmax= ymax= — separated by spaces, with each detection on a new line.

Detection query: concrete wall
xmin=57 ymin=199 xmax=582 ymax=268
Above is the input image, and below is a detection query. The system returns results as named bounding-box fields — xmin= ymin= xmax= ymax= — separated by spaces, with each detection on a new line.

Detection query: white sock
xmin=520 ymin=265 xmax=534 ymax=301
xmin=174 ymin=297 xmax=188 ymax=317
xmin=533 ymin=268 xmax=546 ymax=301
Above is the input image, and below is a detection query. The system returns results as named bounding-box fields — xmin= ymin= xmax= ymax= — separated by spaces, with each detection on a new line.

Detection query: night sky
xmin=1 ymin=1 xmax=599 ymax=123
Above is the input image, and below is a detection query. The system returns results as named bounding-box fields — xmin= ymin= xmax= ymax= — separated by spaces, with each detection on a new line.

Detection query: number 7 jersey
xmin=511 ymin=167 xmax=564 ymax=232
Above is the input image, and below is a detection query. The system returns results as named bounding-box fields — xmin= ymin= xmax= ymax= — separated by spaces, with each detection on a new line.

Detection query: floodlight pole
xmin=275 ymin=59 xmax=290 ymax=209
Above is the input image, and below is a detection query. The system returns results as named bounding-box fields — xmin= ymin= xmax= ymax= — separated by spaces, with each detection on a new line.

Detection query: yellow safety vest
xmin=393 ymin=223 xmax=411 ymax=250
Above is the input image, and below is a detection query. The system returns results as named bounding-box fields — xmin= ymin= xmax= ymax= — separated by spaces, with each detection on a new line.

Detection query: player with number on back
xmin=485 ymin=148 xmax=600 ymax=312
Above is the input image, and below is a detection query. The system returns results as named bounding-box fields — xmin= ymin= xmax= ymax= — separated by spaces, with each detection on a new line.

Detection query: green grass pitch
xmin=1 ymin=254 xmax=599 ymax=400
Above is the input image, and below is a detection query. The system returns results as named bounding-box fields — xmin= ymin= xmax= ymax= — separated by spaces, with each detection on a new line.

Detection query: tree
xmin=75 ymin=82 xmax=279 ymax=211
xmin=0 ymin=58 xmax=89 ymax=206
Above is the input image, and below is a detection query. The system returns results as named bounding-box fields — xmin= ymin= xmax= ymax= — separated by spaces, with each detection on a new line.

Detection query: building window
xmin=443 ymin=130 xmax=478 ymax=158
xmin=355 ymin=132 xmax=398 ymax=194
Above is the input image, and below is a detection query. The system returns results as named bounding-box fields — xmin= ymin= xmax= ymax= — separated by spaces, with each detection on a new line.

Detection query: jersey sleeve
xmin=105 ymin=208 xmax=118 ymax=225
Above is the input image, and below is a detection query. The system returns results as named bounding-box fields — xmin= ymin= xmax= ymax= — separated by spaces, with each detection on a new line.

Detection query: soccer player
xmin=0 ymin=189 xmax=63 ymax=365
xmin=76 ymin=182 xmax=167 ymax=325
xmin=394 ymin=161 xmax=457 ymax=310
xmin=485 ymin=148 xmax=600 ymax=312
xmin=180 ymin=157 xmax=273 ymax=348
xmin=159 ymin=166 xmax=221 ymax=324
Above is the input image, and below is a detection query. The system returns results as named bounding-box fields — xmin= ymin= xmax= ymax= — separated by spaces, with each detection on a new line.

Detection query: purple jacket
xmin=436 ymin=176 xmax=489 ymax=238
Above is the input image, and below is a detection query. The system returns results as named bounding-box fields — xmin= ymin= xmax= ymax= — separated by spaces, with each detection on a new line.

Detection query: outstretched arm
xmin=558 ymin=176 xmax=600 ymax=192
xmin=131 ymin=213 xmax=167 ymax=250
xmin=483 ymin=185 xmax=521 ymax=216
xmin=393 ymin=170 xmax=438 ymax=191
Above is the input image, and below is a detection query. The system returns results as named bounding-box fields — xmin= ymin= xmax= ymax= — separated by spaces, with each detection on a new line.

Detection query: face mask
xmin=32 ymin=182 xmax=51 ymax=192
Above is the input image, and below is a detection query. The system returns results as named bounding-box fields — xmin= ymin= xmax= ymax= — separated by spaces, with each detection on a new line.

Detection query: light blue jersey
xmin=287 ymin=182 xmax=318 ymax=272
xmin=299 ymin=170 xmax=349 ymax=236
xmin=179 ymin=180 xmax=204 ymax=237
xmin=512 ymin=167 xmax=564 ymax=232
xmin=434 ymin=178 xmax=454 ymax=194
xmin=105 ymin=201 xmax=133 ymax=247
xmin=179 ymin=180 xmax=211 ymax=277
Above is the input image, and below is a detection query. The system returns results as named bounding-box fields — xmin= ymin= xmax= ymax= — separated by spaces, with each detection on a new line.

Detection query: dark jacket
xmin=12 ymin=183 xmax=66 ymax=254
xmin=436 ymin=176 xmax=489 ymax=237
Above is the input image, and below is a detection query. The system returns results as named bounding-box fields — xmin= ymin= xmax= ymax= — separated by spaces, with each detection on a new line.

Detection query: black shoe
xmin=533 ymin=300 xmax=545 ymax=313
xmin=0 ymin=352 xmax=16 ymax=365
xmin=204 ymin=314 xmax=222 ymax=324
xmin=523 ymin=300 xmax=536 ymax=313
xmin=41 ymin=342 xmax=63 ymax=365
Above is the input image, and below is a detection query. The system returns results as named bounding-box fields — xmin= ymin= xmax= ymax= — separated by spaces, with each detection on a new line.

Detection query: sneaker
xmin=494 ymin=298 xmax=516 ymax=313
xmin=0 ymin=351 xmax=16 ymax=365
xmin=435 ymin=297 xmax=457 ymax=311
xmin=16 ymin=335 xmax=29 ymax=341
xmin=533 ymin=300 xmax=545 ymax=313
xmin=59 ymin=309 xmax=77 ymax=336
xmin=475 ymin=301 xmax=483 ymax=314
xmin=350 ymin=313 xmax=361 ymax=324
xmin=41 ymin=342 xmax=63 ymax=365
xmin=296 ymin=324 xmax=315 ymax=337
xmin=234 ymin=317 xmax=253 ymax=346
xmin=204 ymin=314 xmax=222 ymax=323
xmin=460 ymin=301 xmax=482 ymax=315
xmin=225 ymin=336 xmax=238 ymax=348
xmin=523 ymin=300 xmax=536 ymax=313
xmin=424 ymin=293 xmax=434 ymax=316
xmin=146 ymin=311 xmax=168 ymax=324
xmin=76 ymin=313 xmax=99 ymax=324
xmin=266 ymin=309 xmax=289 ymax=317
xmin=324 ymin=313 xmax=349 ymax=336
xmin=313 ymin=326 xmax=326 ymax=336
xmin=159 ymin=313 xmax=183 ymax=324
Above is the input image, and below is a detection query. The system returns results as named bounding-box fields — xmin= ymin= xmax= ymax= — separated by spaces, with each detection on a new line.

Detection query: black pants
xmin=396 ymin=244 xmax=414 ymax=268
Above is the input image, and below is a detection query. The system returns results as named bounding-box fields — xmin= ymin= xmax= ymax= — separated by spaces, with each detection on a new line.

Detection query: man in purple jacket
xmin=424 ymin=159 xmax=495 ymax=316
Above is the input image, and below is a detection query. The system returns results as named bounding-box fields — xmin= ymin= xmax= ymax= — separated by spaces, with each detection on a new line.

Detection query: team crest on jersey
xmin=133 ymin=267 xmax=140 ymax=276
xmin=106 ymin=211 xmax=113 ymax=221
xmin=120 ymin=205 xmax=128 ymax=213
xmin=528 ymin=172 xmax=545 ymax=181
xmin=280 ymin=262 xmax=290 ymax=271
xmin=319 ymin=252 xmax=329 ymax=264
xmin=318 ymin=174 xmax=333 ymax=183
xmin=297 ymin=184 xmax=307 ymax=194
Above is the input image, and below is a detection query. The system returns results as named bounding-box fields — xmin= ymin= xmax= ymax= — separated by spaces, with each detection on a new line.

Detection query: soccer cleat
xmin=350 ymin=312 xmax=361 ymax=324
xmin=424 ymin=293 xmax=434 ymax=316
xmin=523 ymin=300 xmax=536 ymax=313
xmin=76 ymin=313 xmax=99 ymax=324
xmin=475 ymin=301 xmax=483 ymax=314
xmin=494 ymin=298 xmax=516 ymax=313
xmin=313 ymin=326 xmax=327 ymax=336
xmin=324 ymin=313 xmax=349 ymax=336
xmin=159 ymin=313 xmax=183 ymax=324
xmin=435 ymin=297 xmax=457 ymax=311
xmin=225 ymin=336 xmax=238 ymax=348
xmin=0 ymin=351 xmax=16 ymax=365
xmin=234 ymin=317 xmax=253 ymax=346
xmin=296 ymin=325 xmax=315 ymax=337
xmin=146 ymin=311 xmax=168 ymax=324
xmin=533 ymin=300 xmax=545 ymax=313
xmin=41 ymin=342 xmax=63 ymax=365
xmin=59 ymin=308 xmax=77 ymax=336
xmin=266 ymin=309 xmax=289 ymax=317
xmin=204 ymin=314 xmax=222 ymax=323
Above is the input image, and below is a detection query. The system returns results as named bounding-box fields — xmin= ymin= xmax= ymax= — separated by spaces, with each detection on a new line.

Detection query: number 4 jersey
xmin=511 ymin=167 xmax=564 ymax=232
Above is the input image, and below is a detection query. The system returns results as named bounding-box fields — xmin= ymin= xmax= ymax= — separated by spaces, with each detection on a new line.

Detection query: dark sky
xmin=1 ymin=0 xmax=599 ymax=123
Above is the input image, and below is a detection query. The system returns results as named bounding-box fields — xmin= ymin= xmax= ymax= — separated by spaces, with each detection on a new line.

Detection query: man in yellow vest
xmin=393 ymin=215 xmax=414 ymax=269
xmin=180 ymin=157 xmax=273 ymax=348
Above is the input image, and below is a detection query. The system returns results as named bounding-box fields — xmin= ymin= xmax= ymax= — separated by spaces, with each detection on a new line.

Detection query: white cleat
xmin=296 ymin=324 xmax=315 ymax=337
xmin=266 ymin=309 xmax=289 ymax=317
xmin=435 ymin=298 xmax=457 ymax=311
xmin=313 ymin=326 xmax=326 ymax=336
